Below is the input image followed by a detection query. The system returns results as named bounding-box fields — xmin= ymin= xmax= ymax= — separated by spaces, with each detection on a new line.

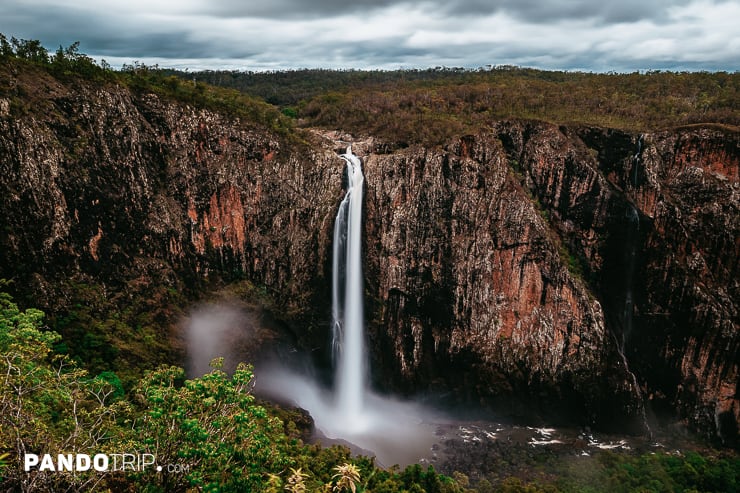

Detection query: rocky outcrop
xmin=0 ymin=64 xmax=737 ymax=443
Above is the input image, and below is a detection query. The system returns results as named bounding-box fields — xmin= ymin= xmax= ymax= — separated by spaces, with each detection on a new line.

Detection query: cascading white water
xmin=332 ymin=146 xmax=366 ymax=425
xmin=257 ymin=145 xmax=438 ymax=465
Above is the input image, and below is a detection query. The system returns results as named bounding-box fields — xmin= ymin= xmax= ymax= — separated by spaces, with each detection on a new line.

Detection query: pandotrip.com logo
xmin=23 ymin=453 xmax=184 ymax=473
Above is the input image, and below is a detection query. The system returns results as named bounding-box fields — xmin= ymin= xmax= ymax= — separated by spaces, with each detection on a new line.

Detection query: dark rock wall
xmin=359 ymin=133 xmax=636 ymax=429
xmin=0 ymin=67 xmax=737 ymax=443
xmin=0 ymin=70 xmax=343 ymax=352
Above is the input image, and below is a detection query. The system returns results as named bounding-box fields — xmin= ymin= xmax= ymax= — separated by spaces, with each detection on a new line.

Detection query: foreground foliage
xmin=0 ymin=291 xmax=466 ymax=492
xmin=1 ymin=291 xmax=738 ymax=492
xmin=462 ymin=450 xmax=740 ymax=493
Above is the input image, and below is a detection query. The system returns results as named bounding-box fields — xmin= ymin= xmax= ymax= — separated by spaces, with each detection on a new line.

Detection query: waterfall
xmin=332 ymin=146 xmax=366 ymax=424
xmin=631 ymin=135 xmax=643 ymax=188
xmin=615 ymin=202 xmax=652 ymax=437
xmin=621 ymin=204 xmax=640 ymax=349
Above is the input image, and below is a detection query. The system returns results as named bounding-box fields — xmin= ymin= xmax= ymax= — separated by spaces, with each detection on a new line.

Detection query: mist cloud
xmin=184 ymin=303 xmax=256 ymax=377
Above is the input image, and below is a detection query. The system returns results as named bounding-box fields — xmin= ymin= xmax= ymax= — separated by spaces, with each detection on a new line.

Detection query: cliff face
xmin=355 ymin=122 xmax=738 ymax=440
xmin=357 ymin=133 xmax=636 ymax=428
xmin=0 ymin=65 xmax=737 ymax=443
xmin=0 ymin=64 xmax=343 ymax=356
xmin=579 ymin=125 xmax=740 ymax=444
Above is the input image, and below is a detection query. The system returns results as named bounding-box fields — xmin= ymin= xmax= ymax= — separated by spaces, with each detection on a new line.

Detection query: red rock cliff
xmin=0 ymin=65 xmax=736 ymax=443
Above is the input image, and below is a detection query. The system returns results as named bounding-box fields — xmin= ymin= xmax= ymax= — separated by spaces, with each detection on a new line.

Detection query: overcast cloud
xmin=0 ymin=0 xmax=737 ymax=71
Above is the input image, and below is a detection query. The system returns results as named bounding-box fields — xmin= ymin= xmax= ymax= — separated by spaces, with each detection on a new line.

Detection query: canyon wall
xmin=0 ymin=64 xmax=343 ymax=356
xmin=0 ymin=65 xmax=737 ymax=443
xmin=579 ymin=125 xmax=739 ymax=444
xmin=356 ymin=123 xmax=738 ymax=442
xmin=358 ymin=133 xmax=638 ymax=429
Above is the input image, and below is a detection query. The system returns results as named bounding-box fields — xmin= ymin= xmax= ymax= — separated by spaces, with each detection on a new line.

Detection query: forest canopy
xmin=2 ymin=33 xmax=738 ymax=147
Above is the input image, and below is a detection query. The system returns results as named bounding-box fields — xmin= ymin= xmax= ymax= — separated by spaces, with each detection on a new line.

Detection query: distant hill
xmin=168 ymin=66 xmax=739 ymax=145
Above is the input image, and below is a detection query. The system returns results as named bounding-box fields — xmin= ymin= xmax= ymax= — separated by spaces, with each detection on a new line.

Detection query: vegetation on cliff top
xmin=174 ymin=66 xmax=739 ymax=146
xmin=0 ymin=34 xmax=293 ymax=136
xmin=3 ymin=33 xmax=737 ymax=147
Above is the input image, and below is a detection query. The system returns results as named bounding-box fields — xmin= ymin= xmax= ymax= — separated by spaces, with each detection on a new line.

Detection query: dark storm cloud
xmin=0 ymin=1 xmax=258 ymax=59
xmin=188 ymin=0 xmax=691 ymax=24
xmin=0 ymin=0 xmax=736 ymax=71
xmin=439 ymin=0 xmax=695 ymax=23
xmin=194 ymin=0 xmax=403 ymax=19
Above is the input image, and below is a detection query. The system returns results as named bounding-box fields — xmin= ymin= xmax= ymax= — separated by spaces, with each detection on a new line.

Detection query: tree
xmin=127 ymin=359 xmax=291 ymax=492
xmin=0 ymin=291 xmax=125 ymax=492
xmin=9 ymin=37 xmax=48 ymax=63
xmin=332 ymin=463 xmax=361 ymax=492
xmin=0 ymin=34 xmax=12 ymax=57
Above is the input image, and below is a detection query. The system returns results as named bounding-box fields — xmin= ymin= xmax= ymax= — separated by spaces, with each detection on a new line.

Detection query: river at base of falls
xmin=256 ymin=366 xmax=694 ymax=472
xmin=428 ymin=419 xmax=696 ymax=482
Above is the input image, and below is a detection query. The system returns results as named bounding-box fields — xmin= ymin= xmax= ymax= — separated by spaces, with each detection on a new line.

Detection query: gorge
xmin=0 ymin=60 xmax=738 ymax=453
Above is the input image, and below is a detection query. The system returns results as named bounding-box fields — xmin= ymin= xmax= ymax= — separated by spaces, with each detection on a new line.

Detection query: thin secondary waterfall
xmin=631 ymin=135 xmax=643 ymax=188
xmin=332 ymin=146 xmax=366 ymax=424
xmin=621 ymin=204 xmax=640 ymax=349
xmin=616 ymin=202 xmax=652 ymax=437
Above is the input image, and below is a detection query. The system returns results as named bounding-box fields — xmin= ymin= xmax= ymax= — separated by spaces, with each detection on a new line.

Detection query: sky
xmin=1 ymin=0 xmax=738 ymax=72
